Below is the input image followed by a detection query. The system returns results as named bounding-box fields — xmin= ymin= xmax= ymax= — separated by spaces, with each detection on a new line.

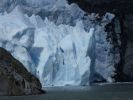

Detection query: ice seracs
xmin=0 ymin=6 xmax=36 ymax=75
xmin=0 ymin=0 xmax=119 ymax=86
xmin=33 ymin=19 xmax=94 ymax=86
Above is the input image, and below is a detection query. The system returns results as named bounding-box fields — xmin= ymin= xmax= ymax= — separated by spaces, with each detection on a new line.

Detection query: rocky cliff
xmin=0 ymin=47 xmax=44 ymax=96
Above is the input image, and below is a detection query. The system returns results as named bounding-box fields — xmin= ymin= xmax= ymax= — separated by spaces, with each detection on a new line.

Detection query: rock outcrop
xmin=0 ymin=47 xmax=44 ymax=96
xmin=68 ymin=0 xmax=133 ymax=14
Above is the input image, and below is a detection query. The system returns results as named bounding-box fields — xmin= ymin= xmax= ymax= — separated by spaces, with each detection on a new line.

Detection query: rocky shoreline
xmin=0 ymin=48 xmax=45 ymax=96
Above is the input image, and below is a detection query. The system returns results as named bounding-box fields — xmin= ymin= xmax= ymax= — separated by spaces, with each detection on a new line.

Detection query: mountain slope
xmin=0 ymin=47 xmax=44 ymax=96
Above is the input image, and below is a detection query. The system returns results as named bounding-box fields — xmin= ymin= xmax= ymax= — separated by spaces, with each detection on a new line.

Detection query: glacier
xmin=0 ymin=0 xmax=119 ymax=86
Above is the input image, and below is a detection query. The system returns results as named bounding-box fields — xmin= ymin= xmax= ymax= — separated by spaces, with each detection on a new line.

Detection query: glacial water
xmin=0 ymin=83 xmax=133 ymax=100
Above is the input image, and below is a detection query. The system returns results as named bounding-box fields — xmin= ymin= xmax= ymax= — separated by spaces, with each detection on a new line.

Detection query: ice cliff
xmin=0 ymin=0 xmax=120 ymax=86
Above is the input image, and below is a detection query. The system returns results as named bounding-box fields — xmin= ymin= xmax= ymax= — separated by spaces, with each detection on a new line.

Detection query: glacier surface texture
xmin=0 ymin=0 xmax=119 ymax=86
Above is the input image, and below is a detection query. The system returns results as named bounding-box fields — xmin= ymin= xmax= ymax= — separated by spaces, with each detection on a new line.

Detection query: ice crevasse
xmin=0 ymin=0 xmax=118 ymax=86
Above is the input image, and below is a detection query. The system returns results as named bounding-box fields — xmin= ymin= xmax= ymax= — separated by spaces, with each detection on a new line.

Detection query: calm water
xmin=0 ymin=83 xmax=133 ymax=100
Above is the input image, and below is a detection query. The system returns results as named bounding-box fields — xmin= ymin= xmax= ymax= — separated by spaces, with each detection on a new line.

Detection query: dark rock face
xmin=123 ymin=14 xmax=133 ymax=80
xmin=67 ymin=0 xmax=133 ymax=14
xmin=0 ymin=47 xmax=44 ymax=96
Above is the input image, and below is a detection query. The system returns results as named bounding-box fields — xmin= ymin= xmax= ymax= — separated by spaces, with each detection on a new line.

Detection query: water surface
xmin=0 ymin=83 xmax=133 ymax=100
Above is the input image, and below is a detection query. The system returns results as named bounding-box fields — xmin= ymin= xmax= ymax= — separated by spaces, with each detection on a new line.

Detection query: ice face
xmin=31 ymin=19 xmax=93 ymax=86
xmin=0 ymin=0 xmax=118 ymax=86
